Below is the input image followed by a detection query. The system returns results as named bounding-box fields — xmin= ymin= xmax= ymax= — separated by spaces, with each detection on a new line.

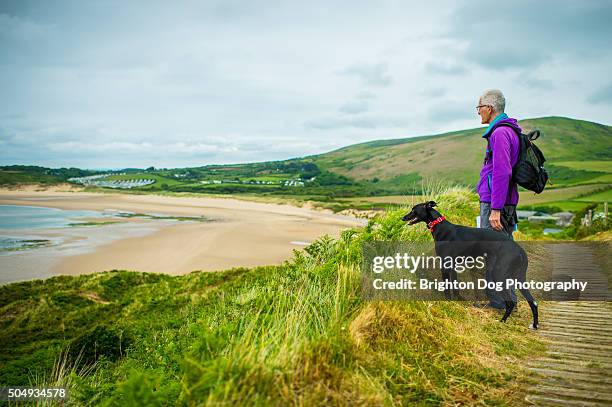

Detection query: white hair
xmin=479 ymin=89 xmax=506 ymax=113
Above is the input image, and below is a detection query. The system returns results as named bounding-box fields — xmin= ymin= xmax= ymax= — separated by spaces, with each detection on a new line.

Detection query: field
xmin=518 ymin=183 xmax=611 ymax=212
xmin=575 ymin=187 xmax=612 ymax=202
xmin=0 ymin=188 xmax=545 ymax=405
xmin=519 ymin=184 xmax=609 ymax=205
xmin=555 ymin=160 xmax=612 ymax=172
xmin=338 ymin=195 xmax=419 ymax=204
xmin=334 ymin=183 xmax=612 ymax=214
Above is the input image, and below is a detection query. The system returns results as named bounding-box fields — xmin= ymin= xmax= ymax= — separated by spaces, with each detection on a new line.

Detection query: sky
xmin=1 ymin=0 xmax=611 ymax=169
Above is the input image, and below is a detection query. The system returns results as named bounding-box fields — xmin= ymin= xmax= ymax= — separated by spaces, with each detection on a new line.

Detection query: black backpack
xmin=489 ymin=124 xmax=549 ymax=194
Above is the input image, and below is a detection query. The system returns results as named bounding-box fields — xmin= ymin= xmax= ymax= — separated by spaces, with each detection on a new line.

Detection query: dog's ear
xmin=426 ymin=201 xmax=437 ymax=208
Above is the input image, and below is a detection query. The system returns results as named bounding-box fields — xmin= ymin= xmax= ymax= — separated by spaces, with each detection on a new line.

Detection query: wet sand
xmin=0 ymin=188 xmax=364 ymax=283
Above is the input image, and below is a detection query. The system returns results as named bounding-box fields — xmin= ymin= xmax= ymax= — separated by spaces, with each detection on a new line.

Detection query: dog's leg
xmin=500 ymin=300 xmax=515 ymax=323
xmin=450 ymin=267 xmax=458 ymax=283
xmin=441 ymin=267 xmax=452 ymax=300
xmin=449 ymin=267 xmax=465 ymax=300
xmin=499 ymin=281 xmax=515 ymax=322
xmin=527 ymin=300 xmax=539 ymax=330
xmin=519 ymin=288 xmax=539 ymax=330
xmin=516 ymin=250 xmax=538 ymax=329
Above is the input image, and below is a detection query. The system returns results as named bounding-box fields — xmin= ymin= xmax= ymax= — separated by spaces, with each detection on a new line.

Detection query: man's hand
xmin=489 ymin=209 xmax=503 ymax=231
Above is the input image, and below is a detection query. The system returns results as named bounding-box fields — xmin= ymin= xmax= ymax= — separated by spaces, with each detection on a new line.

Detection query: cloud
xmin=427 ymin=100 xmax=473 ymax=123
xmin=463 ymin=47 xmax=545 ymax=71
xmin=518 ymin=75 xmax=554 ymax=91
xmin=445 ymin=1 xmax=612 ymax=70
xmin=0 ymin=1 xmax=611 ymax=167
xmin=355 ymin=91 xmax=376 ymax=100
xmin=426 ymin=61 xmax=467 ymax=75
xmin=339 ymin=63 xmax=393 ymax=87
xmin=305 ymin=115 xmax=407 ymax=130
xmin=422 ymin=87 xmax=448 ymax=98
xmin=339 ymin=100 xmax=369 ymax=114
xmin=45 ymin=141 xmax=239 ymax=155
xmin=587 ymin=83 xmax=612 ymax=104
xmin=0 ymin=13 xmax=55 ymax=40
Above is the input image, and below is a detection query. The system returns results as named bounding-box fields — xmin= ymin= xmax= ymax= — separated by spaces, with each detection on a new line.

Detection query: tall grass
xmin=28 ymin=348 xmax=99 ymax=406
xmin=173 ymin=187 xmax=538 ymax=405
xmin=0 ymin=186 xmax=544 ymax=406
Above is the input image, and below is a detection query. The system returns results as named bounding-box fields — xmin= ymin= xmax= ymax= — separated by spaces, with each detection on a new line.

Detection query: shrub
xmin=68 ymin=325 xmax=131 ymax=367
xmin=106 ymin=370 xmax=171 ymax=407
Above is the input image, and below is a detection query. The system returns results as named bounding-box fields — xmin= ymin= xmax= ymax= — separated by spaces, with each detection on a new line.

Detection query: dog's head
xmin=402 ymin=201 xmax=438 ymax=225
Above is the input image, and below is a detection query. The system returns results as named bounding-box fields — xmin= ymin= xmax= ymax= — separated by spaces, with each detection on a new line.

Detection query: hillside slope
xmin=0 ymin=188 xmax=543 ymax=405
xmin=2 ymin=117 xmax=609 ymax=199
xmin=311 ymin=117 xmax=612 ymax=187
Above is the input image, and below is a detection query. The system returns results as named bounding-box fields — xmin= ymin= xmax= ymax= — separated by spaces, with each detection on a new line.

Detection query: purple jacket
xmin=477 ymin=116 xmax=521 ymax=210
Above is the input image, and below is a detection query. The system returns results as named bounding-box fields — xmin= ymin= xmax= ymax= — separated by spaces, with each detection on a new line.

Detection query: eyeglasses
xmin=475 ymin=105 xmax=491 ymax=112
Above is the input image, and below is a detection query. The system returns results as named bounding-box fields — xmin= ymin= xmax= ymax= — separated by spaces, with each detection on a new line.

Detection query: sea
xmin=0 ymin=205 xmax=103 ymax=251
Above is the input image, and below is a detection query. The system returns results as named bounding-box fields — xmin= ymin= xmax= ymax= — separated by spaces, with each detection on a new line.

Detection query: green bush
xmin=68 ymin=325 xmax=131 ymax=367
xmin=100 ymin=271 xmax=165 ymax=300
xmin=50 ymin=291 xmax=92 ymax=308
xmin=103 ymin=370 xmax=174 ymax=407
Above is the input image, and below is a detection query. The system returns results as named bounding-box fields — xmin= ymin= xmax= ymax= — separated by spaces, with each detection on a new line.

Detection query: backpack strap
xmin=483 ymin=123 xmax=520 ymax=163
xmin=495 ymin=122 xmax=522 ymax=136
xmin=496 ymin=123 xmax=541 ymax=140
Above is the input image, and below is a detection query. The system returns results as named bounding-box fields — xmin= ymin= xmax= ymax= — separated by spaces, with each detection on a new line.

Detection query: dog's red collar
xmin=427 ymin=216 xmax=446 ymax=232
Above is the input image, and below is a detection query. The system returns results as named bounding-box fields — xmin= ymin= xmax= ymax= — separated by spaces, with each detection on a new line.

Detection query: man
xmin=476 ymin=89 xmax=519 ymax=309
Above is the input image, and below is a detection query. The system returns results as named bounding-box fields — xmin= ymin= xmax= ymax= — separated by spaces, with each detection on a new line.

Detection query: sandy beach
xmin=0 ymin=186 xmax=364 ymax=283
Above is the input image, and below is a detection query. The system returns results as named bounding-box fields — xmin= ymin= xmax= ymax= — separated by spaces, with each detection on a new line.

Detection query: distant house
xmin=516 ymin=210 xmax=540 ymax=220
xmin=68 ymin=173 xmax=154 ymax=189
xmin=282 ymin=179 xmax=305 ymax=187
xmin=528 ymin=214 xmax=558 ymax=223
xmin=552 ymin=212 xmax=574 ymax=227
xmin=593 ymin=211 xmax=607 ymax=221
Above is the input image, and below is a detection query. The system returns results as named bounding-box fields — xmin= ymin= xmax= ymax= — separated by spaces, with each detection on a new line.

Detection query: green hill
xmin=0 ymin=166 xmax=96 ymax=186
xmin=311 ymin=117 xmax=612 ymax=188
xmin=2 ymin=117 xmax=610 ymax=205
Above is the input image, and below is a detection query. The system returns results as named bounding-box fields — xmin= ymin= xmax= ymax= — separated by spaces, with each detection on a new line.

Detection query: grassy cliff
xmin=0 ymin=188 xmax=544 ymax=406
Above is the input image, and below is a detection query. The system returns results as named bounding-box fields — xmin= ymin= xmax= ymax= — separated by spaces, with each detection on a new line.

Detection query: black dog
xmin=402 ymin=201 xmax=538 ymax=329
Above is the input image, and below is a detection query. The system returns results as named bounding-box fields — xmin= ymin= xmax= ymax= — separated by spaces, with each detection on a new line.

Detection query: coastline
xmin=0 ymin=186 xmax=365 ymax=284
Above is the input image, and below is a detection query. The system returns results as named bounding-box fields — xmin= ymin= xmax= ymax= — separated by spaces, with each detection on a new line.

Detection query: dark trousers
xmin=480 ymin=202 xmax=517 ymax=307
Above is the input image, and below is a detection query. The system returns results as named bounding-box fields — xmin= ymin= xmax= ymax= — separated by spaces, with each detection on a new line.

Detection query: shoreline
xmin=0 ymin=188 xmax=364 ymax=285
